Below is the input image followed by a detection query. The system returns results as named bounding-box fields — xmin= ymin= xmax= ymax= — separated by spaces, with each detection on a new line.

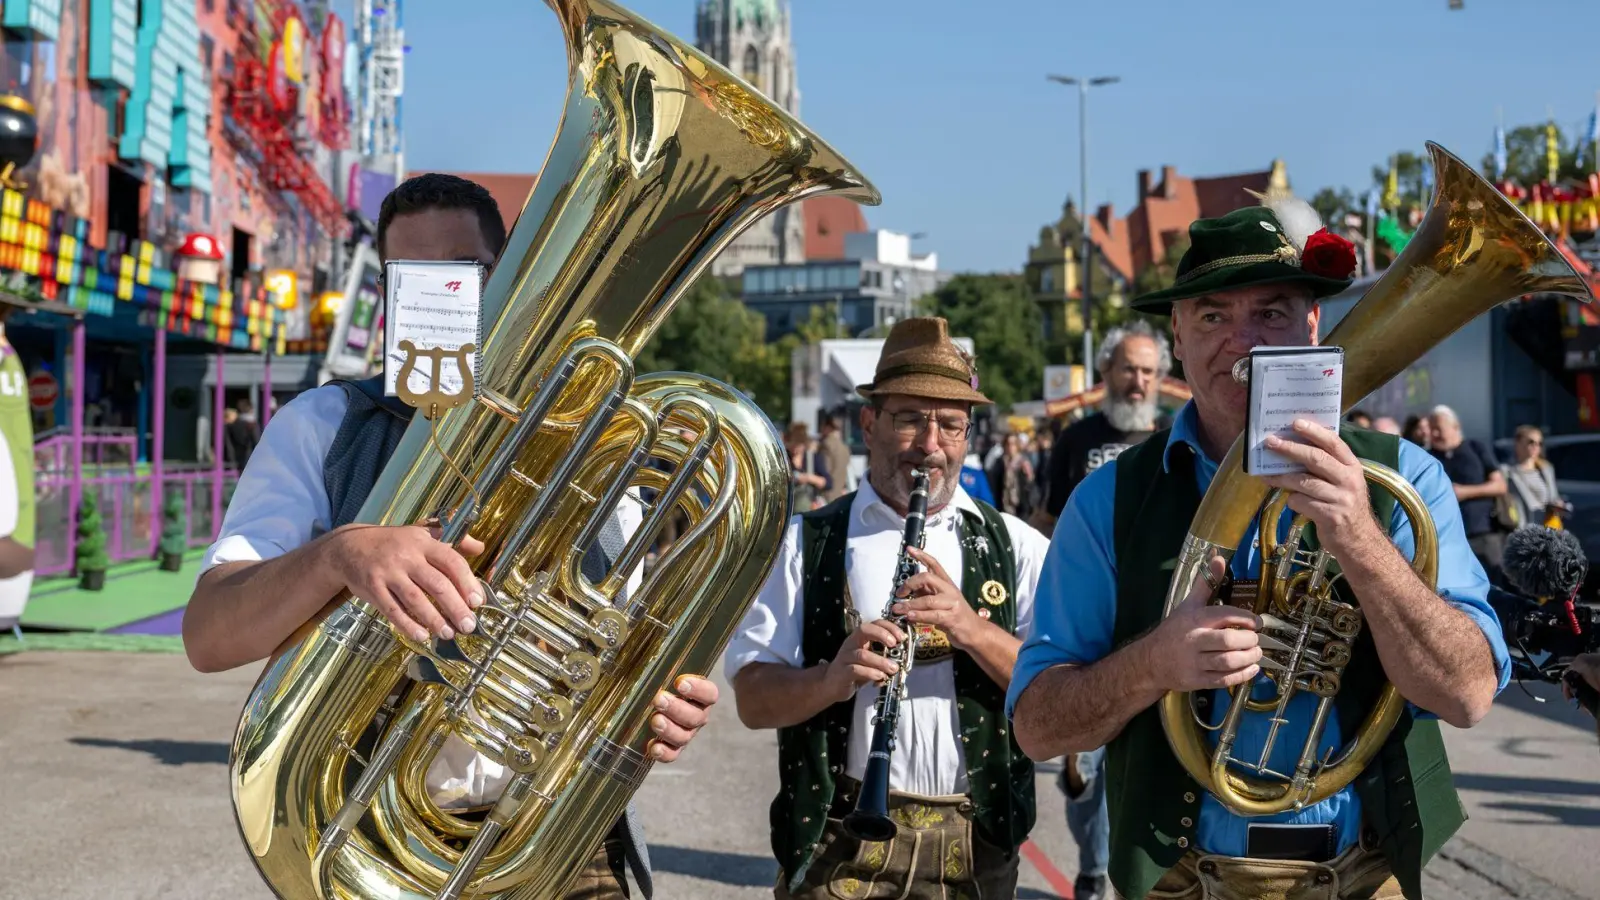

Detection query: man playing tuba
xmin=725 ymin=317 xmax=1051 ymax=899
xmin=1007 ymin=202 xmax=1510 ymax=900
xmin=183 ymin=174 xmax=718 ymax=900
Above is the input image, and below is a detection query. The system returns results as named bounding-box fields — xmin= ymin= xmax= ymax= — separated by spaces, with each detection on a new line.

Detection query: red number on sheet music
xmin=445 ymin=280 xmax=462 ymax=291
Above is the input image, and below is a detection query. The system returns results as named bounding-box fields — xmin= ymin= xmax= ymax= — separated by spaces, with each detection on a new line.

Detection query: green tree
xmin=1132 ymin=234 xmax=1190 ymax=298
xmin=635 ymin=275 xmax=793 ymax=424
xmin=1481 ymin=123 xmax=1589 ymax=187
xmin=790 ymin=303 xmax=851 ymax=343
xmin=915 ymin=273 xmax=1046 ymax=409
xmin=76 ymin=492 xmax=110 ymax=589
xmin=159 ymin=489 xmax=187 ymax=571
xmin=1370 ymin=150 xmax=1428 ymax=211
xmin=1310 ymin=187 xmax=1357 ymax=230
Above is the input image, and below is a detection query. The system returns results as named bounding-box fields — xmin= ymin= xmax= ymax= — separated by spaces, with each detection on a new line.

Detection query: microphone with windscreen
xmin=1502 ymin=525 xmax=1587 ymax=601
xmin=1496 ymin=526 xmax=1597 ymax=715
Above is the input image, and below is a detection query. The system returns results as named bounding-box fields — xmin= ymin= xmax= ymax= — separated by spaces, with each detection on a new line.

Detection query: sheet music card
xmin=382 ymin=261 xmax=484 ymax=400
xmin=1244 ymin=346 xmax=1344 ymax=475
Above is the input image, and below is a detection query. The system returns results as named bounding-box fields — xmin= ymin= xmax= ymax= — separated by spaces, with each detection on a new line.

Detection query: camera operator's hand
xmin=1564 ymin=653 xmax=1600 ymax=699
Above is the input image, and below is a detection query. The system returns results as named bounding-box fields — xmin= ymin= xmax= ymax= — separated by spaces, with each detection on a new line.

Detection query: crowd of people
xmin=1362 ymin=406 xmax=1573 ymax=586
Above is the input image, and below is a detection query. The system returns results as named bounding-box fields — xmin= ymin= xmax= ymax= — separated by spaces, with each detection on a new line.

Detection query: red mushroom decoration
xmin=176 ymin=232 xmax=226 ymax=285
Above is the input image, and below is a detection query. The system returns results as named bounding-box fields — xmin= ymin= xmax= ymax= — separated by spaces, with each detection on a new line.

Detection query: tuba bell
xmin=226 ymin=2 xmax=879 ymax=898
xmin=1157 ymin=141 xmax=1594 ymax=817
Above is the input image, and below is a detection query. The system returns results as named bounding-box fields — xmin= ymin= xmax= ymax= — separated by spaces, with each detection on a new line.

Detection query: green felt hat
xmin=1130 ymin=204 xmax=1356 ymax=315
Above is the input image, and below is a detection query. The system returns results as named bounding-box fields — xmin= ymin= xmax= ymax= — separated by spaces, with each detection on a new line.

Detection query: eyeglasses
xmin=885 ymin=410 xmax=971 ymax=441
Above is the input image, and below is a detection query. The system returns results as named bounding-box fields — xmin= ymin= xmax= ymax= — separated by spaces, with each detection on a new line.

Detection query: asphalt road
xmin=0 ymin=650 xmax=1595 ymax=899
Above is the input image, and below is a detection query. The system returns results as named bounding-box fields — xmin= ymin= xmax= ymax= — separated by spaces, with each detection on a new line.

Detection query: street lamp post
xmin=1048 ymin=74 xmax=1119 ymax=389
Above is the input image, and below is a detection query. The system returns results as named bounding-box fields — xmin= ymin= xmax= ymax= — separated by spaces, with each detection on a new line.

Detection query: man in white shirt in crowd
xmin=182 ymin=173 xmax=714 ymax=900
xmin=725 ymin=317 xmax=1051 ymax=899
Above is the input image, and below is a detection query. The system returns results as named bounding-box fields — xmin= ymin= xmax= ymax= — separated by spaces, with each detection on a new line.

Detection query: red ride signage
xmin=28 ymin=372 xmax=56 ymax=410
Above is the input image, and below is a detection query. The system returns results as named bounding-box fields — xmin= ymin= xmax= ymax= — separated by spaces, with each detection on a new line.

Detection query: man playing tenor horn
xmin=1007 ymin=198 xmax=1508 ymax=900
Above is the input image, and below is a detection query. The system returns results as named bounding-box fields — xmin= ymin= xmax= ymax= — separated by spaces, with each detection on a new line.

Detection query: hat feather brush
xmin=1246 ymin=188 xmax=1324 ymax=254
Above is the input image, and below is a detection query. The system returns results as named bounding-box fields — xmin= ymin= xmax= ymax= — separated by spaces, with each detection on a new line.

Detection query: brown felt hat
xmin=856 ymin=317 xmax=991 ymax=405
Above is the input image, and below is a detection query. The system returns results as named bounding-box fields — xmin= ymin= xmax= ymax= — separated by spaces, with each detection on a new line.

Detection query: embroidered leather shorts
xmin=562 ymin=836 xmax=631 ymax=900
xmin=776 ymin=777 xmax=1018 ymax=900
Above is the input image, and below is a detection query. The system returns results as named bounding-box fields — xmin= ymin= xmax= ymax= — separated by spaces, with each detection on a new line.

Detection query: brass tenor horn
xmin=226 ymin=2 xmax=879 ymax=898
xmin=1158 ymin=142 xmax=1593 ymax=817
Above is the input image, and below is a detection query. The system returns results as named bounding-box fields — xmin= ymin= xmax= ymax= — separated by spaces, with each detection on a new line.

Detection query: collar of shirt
xmin=853 ymin=478 xmax=978 ymax=533
xmin=1160 ymin=400 xmax=1212 ymax=474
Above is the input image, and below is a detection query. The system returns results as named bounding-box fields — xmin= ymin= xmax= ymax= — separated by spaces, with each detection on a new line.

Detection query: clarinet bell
xmin=841 ymin=808 xmax=897 ymax=843
xmin=841 ymin=755 xmax=898 ymax=842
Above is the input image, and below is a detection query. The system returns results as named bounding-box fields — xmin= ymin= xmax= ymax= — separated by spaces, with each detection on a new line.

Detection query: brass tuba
xmin=1158 ymin=142 xmax=1593 ymax=817
xmin=227 ymin=2 xmax=879 ymax=898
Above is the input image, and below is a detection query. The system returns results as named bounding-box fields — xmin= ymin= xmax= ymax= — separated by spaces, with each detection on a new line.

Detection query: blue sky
xmin=380 ymin=0 xmax=1600 ymax=274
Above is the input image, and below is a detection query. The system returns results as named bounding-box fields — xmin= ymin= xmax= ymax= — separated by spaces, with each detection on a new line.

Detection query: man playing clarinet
xmin=725 ymin=317 xmax=1051 ymax=899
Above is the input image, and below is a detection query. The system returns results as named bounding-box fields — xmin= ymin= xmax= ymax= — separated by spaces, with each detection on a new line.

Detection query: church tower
xmin=697 ymin=0 xmax=806 ymax=277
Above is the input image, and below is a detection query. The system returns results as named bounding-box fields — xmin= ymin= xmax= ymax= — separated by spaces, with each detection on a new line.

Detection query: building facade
xmin=1024 ymin=159 xmax=1292 ymax=338
xmin=0 ymin=0 xmax=354 ymax=580
xmin=740 ymin=230 xmax=947 ymax=340
xmin=1024 ymin=199 xmax=1131 ymax=341
xmin=696 ymin=0 xmax=805 ymax=277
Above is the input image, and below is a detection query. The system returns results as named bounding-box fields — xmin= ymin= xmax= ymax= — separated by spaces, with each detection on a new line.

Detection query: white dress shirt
xmin=200 ymin=383 xmax=647 ymax=808
xmin=723 ymin=481 xmax=1049 ymax=797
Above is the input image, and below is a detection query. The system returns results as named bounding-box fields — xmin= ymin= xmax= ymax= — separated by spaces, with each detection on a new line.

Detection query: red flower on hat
xmin=1300 ymin=228 xmax=1357 ymax=280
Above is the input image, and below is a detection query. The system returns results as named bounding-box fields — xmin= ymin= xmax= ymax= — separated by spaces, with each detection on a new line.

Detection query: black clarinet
xmin=841 ymin=467 xmax=931 ymax=843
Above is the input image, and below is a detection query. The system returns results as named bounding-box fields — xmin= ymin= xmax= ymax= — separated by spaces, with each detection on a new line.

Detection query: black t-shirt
xmin=1045 ymin=412 xmax=1165 ymax=518
xmin=1430 ymin=438 xmax=1497 ymax=536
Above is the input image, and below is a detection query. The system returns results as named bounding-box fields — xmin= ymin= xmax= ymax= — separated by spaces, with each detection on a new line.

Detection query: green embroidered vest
xmin=769 ymin=491 xmax=1036 ymax=890
xmin=1105 ymin=426 xmax=1465 ymax=900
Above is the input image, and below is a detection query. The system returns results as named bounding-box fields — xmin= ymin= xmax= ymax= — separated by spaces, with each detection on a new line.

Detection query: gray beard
xmin=869 ymin=455 xmax=959 ymax=514
xmin=1103 ymin=395 xmax=1158 ymax=432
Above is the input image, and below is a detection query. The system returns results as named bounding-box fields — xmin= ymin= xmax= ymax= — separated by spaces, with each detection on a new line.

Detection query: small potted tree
xmin=76 ymin=492 xmax=110 ymax=591
xmin=159 ymin=489 xmax=187 ymax=571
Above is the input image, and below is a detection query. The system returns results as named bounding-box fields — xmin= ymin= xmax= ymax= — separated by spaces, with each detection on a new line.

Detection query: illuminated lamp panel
xmin=87 ymin=0 xmax=138 ymax=89
xmin=117 ymin=0 xmax=212 ymax=195
xmin=2 ymin=0 xmax=63 ymax=41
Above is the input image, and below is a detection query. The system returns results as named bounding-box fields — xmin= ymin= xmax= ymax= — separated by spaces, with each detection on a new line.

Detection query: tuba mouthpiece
xmin=1232 ymin=358 xmax=1250 ymax=384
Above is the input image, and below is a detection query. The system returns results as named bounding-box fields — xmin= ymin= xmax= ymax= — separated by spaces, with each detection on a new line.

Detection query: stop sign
xmin=28 ymin=372 xmax=56 ymax=410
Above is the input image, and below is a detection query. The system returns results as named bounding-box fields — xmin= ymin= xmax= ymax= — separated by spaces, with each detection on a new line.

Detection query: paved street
xmin=0 ymin=649 xmax=1595 ymax=900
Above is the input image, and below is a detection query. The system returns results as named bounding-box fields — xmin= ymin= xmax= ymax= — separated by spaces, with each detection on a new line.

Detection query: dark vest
xmin=324 ymin=377 xmax=413 ymax=529
xmin=322 ymin=375 xmax=655 ymax=897
xmin=1106 ymin=426 xmax=1464 ymax=900
xmin=771 ymin=491 xmax=1036 ymax=890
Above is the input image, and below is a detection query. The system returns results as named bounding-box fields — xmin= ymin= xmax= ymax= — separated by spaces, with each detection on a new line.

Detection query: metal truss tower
xmin=357 ymin=0 xmax=405 ymax=180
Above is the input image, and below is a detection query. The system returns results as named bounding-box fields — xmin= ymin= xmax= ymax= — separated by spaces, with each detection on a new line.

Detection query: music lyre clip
xmin=395 ymin=339 xmax=483 ymax=516
xmin=395 ymin=339 xmax=477 ymax=420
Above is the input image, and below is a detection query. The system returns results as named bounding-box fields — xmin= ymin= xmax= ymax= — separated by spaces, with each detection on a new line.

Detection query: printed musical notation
xmin=382 ymin=261 xmax=484 ymax=399
xmin=1245 ymin=346 xmax=1344 ymax=476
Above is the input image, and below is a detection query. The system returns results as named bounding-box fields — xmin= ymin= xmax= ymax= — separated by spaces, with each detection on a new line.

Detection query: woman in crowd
xmin=1502 ymin=424 xmax=1569 ymax=529
xmin=785 ymin=421 xmax=829 ymax=512
xmin=1402 ymin=414 xmax=1433 ymax=449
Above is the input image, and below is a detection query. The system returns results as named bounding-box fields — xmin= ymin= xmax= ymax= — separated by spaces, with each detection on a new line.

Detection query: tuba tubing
xmin=228 ymin=2 xmax=880 ymax=898
xmin=1156 ymin=141 xmax=1594 ymax=817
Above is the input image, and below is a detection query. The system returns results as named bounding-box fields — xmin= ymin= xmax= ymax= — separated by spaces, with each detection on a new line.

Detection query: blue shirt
xmin=960 ymin=464 xmax=995 ymax=505
xmin=1005 ymin=401 xmax=1510 ymax=858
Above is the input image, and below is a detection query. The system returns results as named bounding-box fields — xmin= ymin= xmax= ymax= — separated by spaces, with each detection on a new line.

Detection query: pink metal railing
xmin=34 ymin=429 xmax=139 ymax=471
xmin=31 ymin=433 xmax=238 ymax=578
